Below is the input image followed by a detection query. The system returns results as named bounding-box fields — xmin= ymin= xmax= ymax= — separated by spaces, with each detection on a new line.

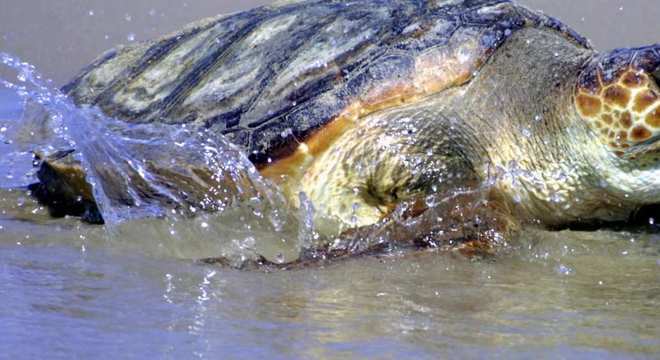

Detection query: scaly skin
xmin=298 ymin=28 xmax=660 ymax=234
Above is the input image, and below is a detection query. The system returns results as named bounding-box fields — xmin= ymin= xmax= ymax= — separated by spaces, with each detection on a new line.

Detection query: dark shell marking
xmin=63 ymin=0 xmax=589 ymax=165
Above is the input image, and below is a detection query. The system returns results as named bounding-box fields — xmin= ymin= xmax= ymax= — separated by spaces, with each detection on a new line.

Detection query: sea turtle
xmin=28 ymin=0 xmax=660 ymax=257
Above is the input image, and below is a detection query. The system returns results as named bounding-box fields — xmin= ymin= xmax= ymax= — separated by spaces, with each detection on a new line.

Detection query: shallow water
xmin=1 ymin=221 xmax=659 ymax=358
xmin=1 ymin=1 xmax=660 ymax=358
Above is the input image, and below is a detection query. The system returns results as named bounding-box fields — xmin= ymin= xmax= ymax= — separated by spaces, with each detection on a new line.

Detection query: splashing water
xmin=0 ymin=52 xmax=313 ymax=263
xmin=2 ymin=52 xmax=123 ymax=224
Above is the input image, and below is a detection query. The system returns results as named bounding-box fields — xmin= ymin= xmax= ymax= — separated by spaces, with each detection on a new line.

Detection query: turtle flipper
xmin=201 ymin=189 xmax=519 ymax=270
xmin=323 ymin=189 xmax=519 ymax=260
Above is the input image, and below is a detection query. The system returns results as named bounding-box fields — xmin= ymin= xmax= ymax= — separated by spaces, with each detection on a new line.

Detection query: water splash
xmin=0 ymin=52 xmax=312 ymax=263
xmin=1 ymin=52 xmax=120 ymax=223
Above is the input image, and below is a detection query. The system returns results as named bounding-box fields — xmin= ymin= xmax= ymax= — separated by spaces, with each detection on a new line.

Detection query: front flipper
xmin=201 ymin=189 xmax=520 ymax=270
xmin=351 ymin=189 xmax=518 ymax=257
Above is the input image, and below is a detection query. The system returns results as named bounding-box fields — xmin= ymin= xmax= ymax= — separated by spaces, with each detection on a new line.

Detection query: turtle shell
xmin=62 ymin=0 xmax=590 ymax=166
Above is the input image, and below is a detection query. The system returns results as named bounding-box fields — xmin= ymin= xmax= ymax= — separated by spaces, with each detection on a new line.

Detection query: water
xmin=1 ymin=228 xmax=658 ymax=358
xmin=1 ymin=1 xmax=660 ymax=358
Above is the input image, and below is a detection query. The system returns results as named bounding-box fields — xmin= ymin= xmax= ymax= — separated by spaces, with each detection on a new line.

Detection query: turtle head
xmin=575 ymin=45 xmax=660 ymax=156
xmin=575 ymin=45 xmax=660 ymax=204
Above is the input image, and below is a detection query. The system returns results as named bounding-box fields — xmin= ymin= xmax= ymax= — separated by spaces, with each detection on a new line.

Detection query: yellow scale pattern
xmin=575 ymin=68 xmax=660 ymax=156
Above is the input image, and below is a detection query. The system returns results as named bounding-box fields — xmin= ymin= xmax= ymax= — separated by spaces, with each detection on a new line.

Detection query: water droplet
xmin=124 ymin=13 xmax=133 ymax=22
xmin=521 ymin=127 xmax=532 ymax=138
xmin=148 ymin=9 xmax=157 ymax=17
xmin=555 ymin=264 xmax=573 ymax=276
xmin=280 ymin=128 xmax=292 ymax=138
xmin=127 ymin=33 xmax=136 ymax=42
xmin=88 ymin=10 xmax=95 ymax=16
xmin=425 ymin=195 xmax=438 ymax=208
xmin=550 ymin=192 xmax=563 ymax=203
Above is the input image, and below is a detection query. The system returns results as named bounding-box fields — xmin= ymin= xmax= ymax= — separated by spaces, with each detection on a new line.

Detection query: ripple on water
xmin=0 ymin=53 xmax=659 ymax=358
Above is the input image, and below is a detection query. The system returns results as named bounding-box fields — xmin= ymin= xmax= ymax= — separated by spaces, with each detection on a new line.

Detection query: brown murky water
xmin=0 ymin=1 xmax=659 ymax=358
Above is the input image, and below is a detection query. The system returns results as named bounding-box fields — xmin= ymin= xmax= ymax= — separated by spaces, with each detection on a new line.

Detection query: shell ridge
xmin=196 ymin=3 xmax=351 ymax=132
xmin=237 ymin=13 xmax=342 ymax=126
xmin=512 ymin=4 xmax=591 ymax=49
xmin=236 ymin=1 xmax=423 ymax=141
xmin=92 ymin=30 xmax=203 ymax=111
xmin=60 ymin=48 xmax=119 ymax=96
xmin=90 ymin=14 xmax=237 ymax=110
xmin=244 ymin=1 xmax=499 ymax=162
xmin=149 ymin=9 xmax=280 ymax=121
xmin=240 ymin=1 xmax=423 ymax=127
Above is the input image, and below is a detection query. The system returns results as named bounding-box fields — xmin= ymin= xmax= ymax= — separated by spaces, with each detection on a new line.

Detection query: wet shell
xmin=62 ymin=0 xmax=589 ymax=165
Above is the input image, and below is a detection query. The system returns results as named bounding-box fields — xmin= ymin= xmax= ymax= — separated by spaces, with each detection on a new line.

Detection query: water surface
xmin=0 ymin=1 xmax=659 ymax=358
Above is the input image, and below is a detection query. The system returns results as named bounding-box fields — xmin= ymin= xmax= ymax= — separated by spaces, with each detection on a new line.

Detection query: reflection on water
xmin=0 ymin=230 xmax=658 ymax=358
xmin=0 ymin=2 xmax=660 ymax=358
